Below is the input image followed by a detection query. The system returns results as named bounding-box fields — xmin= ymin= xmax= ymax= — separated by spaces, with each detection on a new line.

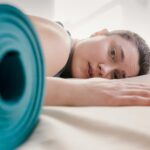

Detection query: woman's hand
xmin=45 ymin=77 xmax=150 ymax=106
xmin=77 ymin=78 xmax=150 ymax=106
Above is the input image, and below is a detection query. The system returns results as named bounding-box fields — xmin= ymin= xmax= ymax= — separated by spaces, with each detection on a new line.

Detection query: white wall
xmin=0 ymin=0 xmax=54 ymax=19
xmin=121 ymin=0 xmax=150 ymax=43
xmin=54 ymin=0 xmax=150 ymax=44
xmin=0 ymin=0 xmax=149 ymax=44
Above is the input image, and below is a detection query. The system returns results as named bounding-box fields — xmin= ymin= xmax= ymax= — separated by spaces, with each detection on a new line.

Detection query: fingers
xmin=125 ymin=82 xmax=150 ymax=88
xmin=113 ymin=81 xmax=150 ymax=90
xmin=119 ymin=84 xmax=150 ymax=106
xmin=122 ymin=89 xmax=150 ymax=97
xmin=114 ymin=80 xmax=150 ymax=87
xmin=112 ymin=81 xmax=150 ymax=106
xmin=117 ymin=96 xmax=150 ymax=106
xmin=125 ymin=86 xmax=150 ymax=91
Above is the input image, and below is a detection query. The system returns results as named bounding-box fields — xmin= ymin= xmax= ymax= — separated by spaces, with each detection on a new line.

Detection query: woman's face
xmin=71 ymin=34 xmax=140 ymax=79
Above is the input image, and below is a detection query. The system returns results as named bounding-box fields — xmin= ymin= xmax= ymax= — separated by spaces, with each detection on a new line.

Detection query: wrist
xmin=64 ymin=78 xmax=88 ymax=106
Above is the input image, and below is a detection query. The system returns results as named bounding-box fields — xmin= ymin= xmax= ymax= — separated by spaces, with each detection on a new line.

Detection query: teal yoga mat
xmin=0 ymin=4 xmax=45 ymax=149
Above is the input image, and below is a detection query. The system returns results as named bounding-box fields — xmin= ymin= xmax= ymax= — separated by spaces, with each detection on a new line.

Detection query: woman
xmin=29 ymin=15 xmax=150 ymax=106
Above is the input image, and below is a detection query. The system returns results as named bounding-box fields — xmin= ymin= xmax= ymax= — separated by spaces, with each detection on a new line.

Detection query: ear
xmin=90 ymin=28 xmax=109 ymax=37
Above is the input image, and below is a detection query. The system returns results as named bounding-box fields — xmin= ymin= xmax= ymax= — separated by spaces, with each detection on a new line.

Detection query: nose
xmin=98 ymin=64 xmax=114 ymax=79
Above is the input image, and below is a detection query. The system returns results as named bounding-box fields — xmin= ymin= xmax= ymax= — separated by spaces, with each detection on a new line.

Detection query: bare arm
xmin=27 ymin=16 xmax=150 ymax=106
xmin=44 ymin=77 xmax=86 ymax=106
xmin=44 ymin=77 xmax=150 ymax=106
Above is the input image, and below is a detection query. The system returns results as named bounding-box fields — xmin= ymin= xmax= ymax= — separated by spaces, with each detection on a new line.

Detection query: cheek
xmin=96 ymin=40 xmax=109 ymax=60
xmin=74 ymin=40 xmax=109 ymax=65
xmin=90 ymin=47 xmax=108 ymax=63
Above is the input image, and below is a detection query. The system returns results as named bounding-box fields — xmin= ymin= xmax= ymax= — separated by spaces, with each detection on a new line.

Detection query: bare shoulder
xmin=29 ymin=15 xmax=71 ymax=76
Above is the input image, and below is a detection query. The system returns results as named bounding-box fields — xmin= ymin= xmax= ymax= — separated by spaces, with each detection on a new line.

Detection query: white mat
xmin=19 ymin=74 xmax=150 ymax=150
xmin=19 ymin=106 xmax=150 ymax=150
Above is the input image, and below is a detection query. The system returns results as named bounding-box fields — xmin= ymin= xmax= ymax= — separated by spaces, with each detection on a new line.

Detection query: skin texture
xmin=29 ymin=15 xmax=71 ymax=77
xmin=29 ymin=15 xmax=150 ymax=106
xmin=71 ymin=32 xmax=140 ymax=79
xmin=45 ymin=77 xmax=150 ymax=106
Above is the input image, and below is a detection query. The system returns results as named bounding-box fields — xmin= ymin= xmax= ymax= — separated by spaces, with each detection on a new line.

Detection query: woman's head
xmin=71 ymin=29 xmax=150 ymax=79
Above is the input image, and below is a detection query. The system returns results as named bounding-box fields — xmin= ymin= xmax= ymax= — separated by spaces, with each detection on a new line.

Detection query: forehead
xmin=108 ymin=35 xmax=140 ymax=77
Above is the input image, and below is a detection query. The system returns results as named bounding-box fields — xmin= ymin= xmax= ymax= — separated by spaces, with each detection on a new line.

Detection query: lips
xmin=88 ymin=62 xmax=93 ymax=77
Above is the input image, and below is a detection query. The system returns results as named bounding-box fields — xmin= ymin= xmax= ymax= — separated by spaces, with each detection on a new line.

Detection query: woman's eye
xmin=111 ymin=48 xmax=116 ymax=60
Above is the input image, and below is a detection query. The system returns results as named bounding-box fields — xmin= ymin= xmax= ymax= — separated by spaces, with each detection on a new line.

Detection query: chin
xmin=72 ymin=70 xmax=82 ymax=78
xmin=72 ymin=63 xmax=88 ymax=79
xmin=72 ymin=73 xmax=81 ymax=78
xmin=73 ymin=72 xmax=88 ymax=79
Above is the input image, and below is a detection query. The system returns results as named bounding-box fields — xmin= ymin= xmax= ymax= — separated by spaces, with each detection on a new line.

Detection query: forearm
xmin=44 ymin=77 xmax=150 ymax=106
xmin=44 ymin=77 xmax=87 ymax=106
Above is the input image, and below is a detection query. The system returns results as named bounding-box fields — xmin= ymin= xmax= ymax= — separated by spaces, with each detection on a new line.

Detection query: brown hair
xmin=107 ymin=30 xmax=150 ymax=76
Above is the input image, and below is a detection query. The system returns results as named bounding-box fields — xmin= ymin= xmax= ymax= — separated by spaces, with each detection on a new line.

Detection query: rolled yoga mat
xmin=0 ymin=4 xmax=45 ymax=150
